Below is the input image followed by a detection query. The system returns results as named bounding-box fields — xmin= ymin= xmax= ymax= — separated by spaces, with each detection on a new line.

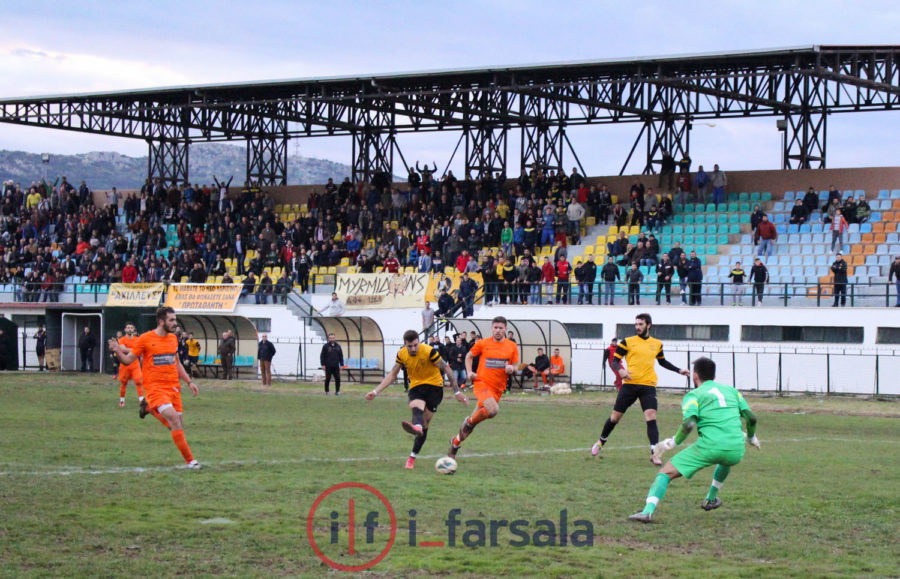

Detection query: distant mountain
xmin=0 ymin=144 xmax=354 ymax=189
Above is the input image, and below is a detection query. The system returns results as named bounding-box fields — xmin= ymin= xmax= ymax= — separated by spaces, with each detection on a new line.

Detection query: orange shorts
xmin=473 ymin=382 xmax=505 ymax=408
xmin=146 ymin=386 xmax=183 ymax=414
xmin=119 ymin=364 xmax=143 ymax=384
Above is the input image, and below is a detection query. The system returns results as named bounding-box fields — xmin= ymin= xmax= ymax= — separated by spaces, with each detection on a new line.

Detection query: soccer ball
xmin=435 ymin=456 xmax=457 ymax=475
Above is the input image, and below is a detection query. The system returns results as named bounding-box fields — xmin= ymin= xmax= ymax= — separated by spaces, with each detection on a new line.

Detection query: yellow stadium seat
xmin=608 ymin=226 xmax=618 ymax=235
xmin=339 ymin=258 xmax=350 ymax=267
xmin=300 ymin=203 xmax=308 ymax=213
xmin=586 ymin=217 xmax=596 ymax=227
xmin=444 ymin=266 xmax=454 ymax=274
xmin=275 ymin=204 xmax=284 ymax=213
xmin=390 ymin=221 xmax=399 ymax=230
xmin=315 ymin=275 xmax=325 ymax=284
xmin=611 ymin=195 xmax=619 ymax=204
xmin=327 ymin=266 xmax=337 ymax=274
xmin=629 ymin=225 xmax=640 ymax=235
xmin=584 ymin=246 xmax=595 ymax=255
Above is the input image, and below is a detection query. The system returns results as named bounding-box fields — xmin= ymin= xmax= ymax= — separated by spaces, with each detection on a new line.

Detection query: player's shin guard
xmin=705 ymin=465 xmax=731 ymax=501
xmin=136 ymin=383 xmax=145 ymax=398
xmin=411 ymin=428 xmax=428 ymax=456
xmin=411 ymin=407 xmax=425 ymax=427
xmin=171 ymin=429 xmax=195 ymax=464
xmin=642 ymin=473 xmax=671 ymax=515
xmin=646 ymin=419 xmax=659 ymax=447
xmin=119 ymin=383 xmax=127 ymax=398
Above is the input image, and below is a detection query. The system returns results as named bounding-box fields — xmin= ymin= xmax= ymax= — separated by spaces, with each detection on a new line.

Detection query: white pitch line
xmin=0 ymin=437 xmax=890 ymax=477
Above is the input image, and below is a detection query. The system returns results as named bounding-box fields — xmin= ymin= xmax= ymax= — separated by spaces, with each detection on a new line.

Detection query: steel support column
xmin=464 ymin=123 xmax=507 ymax=179
xmin=782 ymin=73 xmax=827 ymax=169
xmin=351 ymin=104 xmax=396 ymax=183
xmin=641 ymin=85 xmax=692 ymax=175
xmin=246 ymin=115 xmax=289 ymax=186
xmin=147 ymin=139 xmax=189 ymax=187
xmin=520 ymin=94 xmax=565 ymax=174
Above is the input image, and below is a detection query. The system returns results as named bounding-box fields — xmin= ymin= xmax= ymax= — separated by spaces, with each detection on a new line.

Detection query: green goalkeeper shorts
xmin=670 ymin=443 xmax=745 ymax=479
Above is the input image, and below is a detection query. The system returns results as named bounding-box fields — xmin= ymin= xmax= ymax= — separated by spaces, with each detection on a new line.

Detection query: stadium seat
xmin=784 ymin=191 xmax=796 ymax=201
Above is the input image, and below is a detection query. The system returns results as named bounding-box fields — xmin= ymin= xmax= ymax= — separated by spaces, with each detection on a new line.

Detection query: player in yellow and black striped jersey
xmin=366 ymin=329 xmax=468 ymax=469
xmin=590 ymin=313 xmax=690 ymax=465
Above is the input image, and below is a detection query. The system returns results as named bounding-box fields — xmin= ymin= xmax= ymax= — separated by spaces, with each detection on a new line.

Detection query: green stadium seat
xmin=672 ymin=224 xmax=684 ymax=234
xmin=750 ymin=192 xmax=761 ymax=202
xmin=684 ymin=234 xmax=695 ymax=245
xmin=695 ymin=224 xmax=706 ymax=234
xmin=739 ymin=214 xmax=750 ymax=224
xmin=718 ymin=234 xmax=729 ymax=245
xmin=660 ymin=234 xmax=672 ymax=245
xmin=685 ymin=225 xmax=695 ymax=234
xmin=707 ymin=224 xmax=718 ymax=234
xmin=761 ymin=192 xmax=772 ymax=201
xmin=729 ymin=214 xmax=740 ymax=224
xmin=705 ymin=203 xmax=716 ymax=212
xmin=696 ymin=234 xmax=707 ymax=245
xmin=727 ymin=202 xmax=739 ymax=212
xmin=739 ymin=202 xmax=751 ymax=212
xmin=739 ymin=192 xmax=750 ymax=202
xmin=684 ymin=215 xmax=695 ymax=224
xmin=717 ymin=213 xmax=728 ymax=224
xmin=728 ymin=224 xmax=740 ymax=234
xmin=673 ymin=215 xmax=684 ymax=224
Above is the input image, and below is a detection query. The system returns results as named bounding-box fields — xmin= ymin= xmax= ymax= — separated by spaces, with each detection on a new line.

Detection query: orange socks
xmin=469 ymin=406 xmax=491 ymax=426
xmin=119 ymin=383 xmax=127 ymax=397
xmin=171 ymin=429 xmax=194 ymax=463
xmin=136 ymin=383 xmax=144 ymax=398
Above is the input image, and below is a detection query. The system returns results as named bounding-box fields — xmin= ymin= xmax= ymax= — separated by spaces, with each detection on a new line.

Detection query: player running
xmin=448 ymin=316 xmax=519 ymax=461
xmin=591 ymin=313 xmax=689 ymax=465
xmin=365 ymin=329 xmax=467 ymax=469
xmin=108 ymin=307 xmax=201 ymax=469
xmin=629 ymin=357 xmax=760 ymax=523
xmin=117 ymin=322 xmax=145 ymax=408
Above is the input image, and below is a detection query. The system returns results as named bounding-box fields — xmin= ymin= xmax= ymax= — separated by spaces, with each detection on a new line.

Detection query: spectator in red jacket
xmin=455 ymin=250 xmax=471 ymax=273
xmin=755 ymin=215 xmax=778 ymax=258
xmin=555 ymin=255 xmax=571 ymax=304
xmin=122 ymin=260 xmax=138 ymax=283
xmin=383 ymin=251 xmax=400 ymax=273
xmin=540 ymin=256 xmax=556 ymax=304
xmin=830 ymin=209 xmax=849 ymax=253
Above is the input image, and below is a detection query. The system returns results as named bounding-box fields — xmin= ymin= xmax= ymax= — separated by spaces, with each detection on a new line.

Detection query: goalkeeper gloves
xmin=653 ymin=437 xmax=677 ymax=459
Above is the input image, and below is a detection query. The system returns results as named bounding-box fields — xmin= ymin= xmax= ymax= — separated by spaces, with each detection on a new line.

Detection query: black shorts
xmin=613 ymin=383 xmax=658 ymax=413
xmin=408 ymin=384 xmax=444 ymax=413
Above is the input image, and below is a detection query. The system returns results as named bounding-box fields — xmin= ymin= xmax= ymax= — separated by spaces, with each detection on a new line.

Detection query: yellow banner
xmin=335 ymin=273 xmax=430 ymax=309
xmin=425 ymin=272 xmax=483 ymax=303
xmin=106 ymin=283 xmax=165 ymax=307
xmin=164 ymin=284 xmax=242 ymax=312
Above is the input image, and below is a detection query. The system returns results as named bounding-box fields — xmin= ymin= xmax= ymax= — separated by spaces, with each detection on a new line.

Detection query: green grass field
xmin=1 ymin=374 xmax=898 ymax=577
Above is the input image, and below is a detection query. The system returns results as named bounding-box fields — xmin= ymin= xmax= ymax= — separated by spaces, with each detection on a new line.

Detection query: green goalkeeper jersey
xmin=681 ymin=380 xmax=750 ymax=451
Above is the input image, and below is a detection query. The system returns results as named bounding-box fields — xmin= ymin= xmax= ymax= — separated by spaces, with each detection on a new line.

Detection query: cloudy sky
xmin=1 ymin=0 xmax=898 ymax=178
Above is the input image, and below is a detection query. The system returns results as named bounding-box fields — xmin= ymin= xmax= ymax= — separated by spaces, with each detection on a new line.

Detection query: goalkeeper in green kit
xmin=629 ymin=357 xmax=760 ymax=523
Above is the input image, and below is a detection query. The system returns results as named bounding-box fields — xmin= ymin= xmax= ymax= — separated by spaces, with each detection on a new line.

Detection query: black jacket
xmin=831 ymin=259 xmax=848 ymax=283
xmin=78 ymin=332 xmax=96 ymax=350
xmin=532 ymin=354 xmax=550 ymax=372
xmin=219 ymin=336 xmax=236 ymax=356
xmin=749 ymin=264 xmax=769 ymax=283
xmin=601 ymin=262 xmax=620 ymax=282
xmin=320 ymin=341 xmax=344 ymax=368
xmin=582 ymin=261 xmax=597 ymax=282
xmin=258 ymin=340 xmax=276 ymax=362
xmin=656 ymin=261 xmax=675 ymax=282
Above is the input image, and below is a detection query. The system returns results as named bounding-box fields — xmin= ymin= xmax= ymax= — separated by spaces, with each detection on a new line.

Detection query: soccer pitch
xmin=1 ymin=375 xmax=897 ymax=577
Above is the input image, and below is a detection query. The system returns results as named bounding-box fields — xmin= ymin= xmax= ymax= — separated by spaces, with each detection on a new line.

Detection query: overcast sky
xmin=1 ymin=0 xmax=898 ymax=179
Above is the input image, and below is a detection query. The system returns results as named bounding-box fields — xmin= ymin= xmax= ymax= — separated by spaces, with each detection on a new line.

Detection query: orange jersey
xmin=471 ymin=338 xmax=519 ymax=390
xmin=128 ymin=330 xmax=181 ymax=392
xmin=118 ymin=335 xmax=141 ymax=371
xmin=550 ymin=355 xmax=565 ymax=373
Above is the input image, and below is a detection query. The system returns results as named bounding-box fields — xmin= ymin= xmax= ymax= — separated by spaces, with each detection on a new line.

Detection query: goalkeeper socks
xmin=646 ymin=419 xmax=659 ymax=447
xmin=705 ymin=465 xmax=731 ymax=501
xmin=600 ymin=418 xmax=617 ymax=440
xmin=171 ymin=429 xmax=195 ymax=464
xmin=120 ymin=384 xmax=127 ymax=398
xmin=411 ymin=407 xmax=425 ymax=427
xmin=642 ymin=473 xmax=671 ymax=515
xmin=412 ymin=428 xmax=428 ymax=454
xmin=469 ymin=407 xmax=490 ymax=426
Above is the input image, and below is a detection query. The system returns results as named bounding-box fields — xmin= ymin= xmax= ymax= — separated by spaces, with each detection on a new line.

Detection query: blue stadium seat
xmin=787 ymin=224 xmax=799 ymax=234
xmin=878 ymin=189 xmax=890 ymax=199
xmin=784 ymin=191 xmax=796 ymax=201
xmin=802 ymin=255 xmax=814 ymax=266
xmin=773 ymin=213 xmax=785 ymax=223
xmin=886 ymin=233 xmax=899 ymax=244
xmin=854 ymin=189 xmax=865 ymax=197
xmin=891 ymin=190 xmax=900 ymax=199
xmin=799 ymin=223 xmax=811 ymax=233
xmin=811 ymin=223 xmax=824 ymax=234
xmin=871 ymin=212 xmax=882 ymax=222
xmin=860 ymin=223 xmax=873 ymax=233
xmin=775 ymin=224 xmax=786 ymax=234
xmin=815 ymin=255 xmax=828 ymax=266
xmin=848 ymin=233 xmax=861 ymax=244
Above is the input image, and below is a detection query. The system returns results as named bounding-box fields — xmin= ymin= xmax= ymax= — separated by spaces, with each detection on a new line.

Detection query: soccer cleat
xmin=138 ymin=398 xmax=150 ymax=419
xmin=702 ymin=498 xmax=723 ymax=511
xmin=405 ymin=456 xmax=416 ymax=470
xmin=401 ymin=421 xmax=424 ymax=437
xmin=650 ymin=454 xmax=663 ymax=466
xmin=119 ymin=400 xmax=125 ymax=408
xmin=179 ymin=460 xmax=202 ymax=470
xmin=628 ymin=512 xmax=653 ymax=524
xmin=591 ymin=439 xmax=604 ymax=456
xmin=457 ymin=417 xmax=474 ymax=443
xmin=448 ymin=439 xmax=460 ymax=459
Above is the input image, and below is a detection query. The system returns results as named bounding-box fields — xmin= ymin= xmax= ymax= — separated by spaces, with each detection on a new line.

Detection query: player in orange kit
xmin=109 ymin=306 xmax=201 ymax=469
xmin=448 ymin=316 xmax=519 ymax=460
xmin=117 ymin=322 xmax=145 ymax=408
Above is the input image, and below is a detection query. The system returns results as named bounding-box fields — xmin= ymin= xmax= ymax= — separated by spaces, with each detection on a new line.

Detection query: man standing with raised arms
xmin=629 ymin=357 xmax=760 ymax=522
xmin=366 ymin=330 xmax=467 ymax=469
xmin=109 ymin=307 xmax=201 ymax=469
xmin=448 ymin=316 xmax=519 ymax=461
xmin=591 ymin=313 xmax=689 ymax=465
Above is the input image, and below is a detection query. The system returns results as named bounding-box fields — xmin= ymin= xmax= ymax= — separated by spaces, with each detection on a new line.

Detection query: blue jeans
xmin=541 ymin=230 xmax=554 ymax=246
xmin=757 ymin=238 xmax=773 ymax=257
xmin=454 ymin=368 xmax=466 ymax=385
xmin=603 ymin=281 xmax=616 ymax=305
xmin=530 ymin=284 xmax=541 ymax=304
xmin=713 ymin=187 xmax=725 ymax=206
